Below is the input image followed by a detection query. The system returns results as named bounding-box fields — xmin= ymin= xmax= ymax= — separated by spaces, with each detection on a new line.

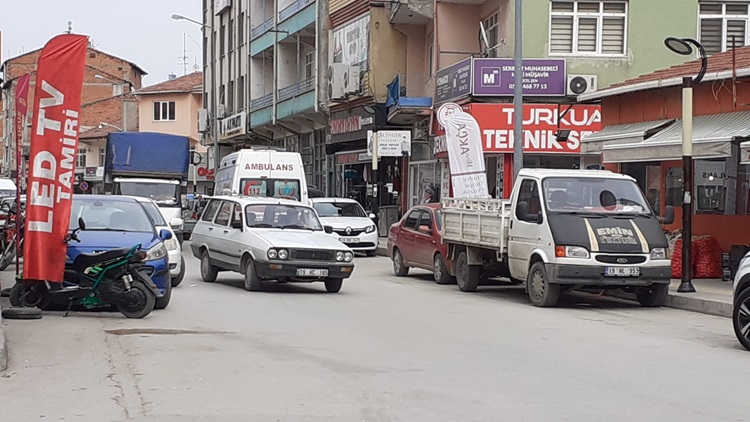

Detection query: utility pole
xmin=512 ymin=0 xmax=523 ymax=181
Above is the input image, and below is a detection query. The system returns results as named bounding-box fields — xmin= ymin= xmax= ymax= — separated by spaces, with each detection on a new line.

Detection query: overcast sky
xmin=1 ymin=0 xmax=203 ymax=85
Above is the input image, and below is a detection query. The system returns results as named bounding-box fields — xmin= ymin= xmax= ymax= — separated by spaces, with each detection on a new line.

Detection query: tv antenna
xmin=67 ymin=21 xmax=73 ymax=34
xmin=179 ymin=33 xmax=189 ymax=75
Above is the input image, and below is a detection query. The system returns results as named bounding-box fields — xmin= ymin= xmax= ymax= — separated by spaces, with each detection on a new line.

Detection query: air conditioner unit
xmin=567 ymin=75 xmax=598 ymax=96
xmin=217 ymin=104 xmax=226 ymax=119
xmin=197 ymin=108 xmax=209 ymax=133
xmin=343 ymin=65 xmax=360 ymax=94
xmin=328 ymin=63 xmax=347 ymax=101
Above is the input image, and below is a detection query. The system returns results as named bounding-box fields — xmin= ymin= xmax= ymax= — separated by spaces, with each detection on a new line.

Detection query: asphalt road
xmin=1 ymin=248 xmax=749 ymax=421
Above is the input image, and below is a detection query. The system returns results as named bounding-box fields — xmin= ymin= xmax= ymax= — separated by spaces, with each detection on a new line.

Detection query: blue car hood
xmin=66 ymin=231 xmax=158 ymax=264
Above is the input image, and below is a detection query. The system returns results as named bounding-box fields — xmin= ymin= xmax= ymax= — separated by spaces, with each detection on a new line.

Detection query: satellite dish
xmin=569 ymin=76 xmax=589 ymax=95
xmin=479 ymin=21 xmax=491 ymax=54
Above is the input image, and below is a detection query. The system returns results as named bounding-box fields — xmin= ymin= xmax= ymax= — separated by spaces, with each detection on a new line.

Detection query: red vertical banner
xmin=23 ymin=34 xmax=88 ymax=282
xmin=14 ymin=73 xmax=30 ymax=275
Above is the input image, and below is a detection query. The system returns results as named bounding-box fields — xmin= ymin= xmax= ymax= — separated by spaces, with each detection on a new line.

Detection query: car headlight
xmin=146 ymin=243 xmax=168 ymax=261
xmin=278 ymin=249 xmax=289 ymax=260
xmin=344 ymin=251 xmax=353 ymax=262
xmin=336 ymin=251 xmax=344 ymax=261
xmin=650 ymin=248 xmax=669 ymax=260
xmin=555 ymin=245 xmax=590 ymax=259
xmin=365 ymin=225 xmax=376 ymax=233
xmin=164 ymin=237 xmax=180 ymax=252
xmin=267 ymin=249 xmax=278 ymax=259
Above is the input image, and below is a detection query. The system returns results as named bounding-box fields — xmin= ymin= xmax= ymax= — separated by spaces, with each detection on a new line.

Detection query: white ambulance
xmin=214 ymin=149 xmax=309 ymax=203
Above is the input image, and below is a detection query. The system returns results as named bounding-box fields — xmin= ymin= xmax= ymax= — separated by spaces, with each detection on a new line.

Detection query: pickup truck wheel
xmin=433 ymin=254 xmax=454 ymax=285
xmin=456 ymin=252 xmax=479 ymax=292
xmin=392 ymin=249 xmax=409 ymax=276
xmin=200 ymin=252 xmax=218 ymax=283
xmin=733 ymin=287 xmax=750 ymax=351
xmin=635 ymin=284 xmax=668 ymax=307
xmin=324 ymin=278 xmax=343 ymax=293
xmin=243 ymin=259 xmax=262 ymax=291
xmin=527 ymin=262 xmax=560 ymax=307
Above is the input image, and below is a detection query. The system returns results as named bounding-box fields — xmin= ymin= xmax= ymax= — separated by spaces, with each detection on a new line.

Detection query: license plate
xmin=339 ymin=237 xmax=360 ymax=243
xmin=296 ymin=268 xmax=329 ymax=277
xmin=604 ymin=267 xmax=640 ymax=277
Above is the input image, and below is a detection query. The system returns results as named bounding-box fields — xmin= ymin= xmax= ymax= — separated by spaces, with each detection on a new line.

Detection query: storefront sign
xmin=331 ymin=14 xmax=370 ymax=66
xmin=436 ymin=103 xmax=489 ymax=198
xmin=435 ymin=57 xmax=473 ymax=104
xmin=434 ymin=135 xmax=447 ymax=155
xmin=468 ymin=103 xmax=601 ymax=153
xmin=472 ymin=58 xmax=566 ymax=97
xmin=440 ymin=161 xmax=450 ymax=200
xmin=367 ymin=130 xmax=412 ymax=157
xmin=218 ymin=112 xmax=246 ymax=140
xmin=84 ymin=166 xmax=104 ymax=181
xmin=335 ymin=150 xmax=370 ymax=164
xmin=330 ymin=115 xmax=362 ymax=135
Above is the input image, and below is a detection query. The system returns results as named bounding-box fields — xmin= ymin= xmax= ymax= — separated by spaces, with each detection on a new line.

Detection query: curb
xmin=608 ymin=290 xmax=732 ymax=319
xmin=0 ymin=307 xmax=6 ymax=372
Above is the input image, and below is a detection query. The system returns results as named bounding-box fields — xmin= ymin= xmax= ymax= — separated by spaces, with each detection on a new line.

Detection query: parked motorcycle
xmin=10 ymin=217 xmax=161 ymax=318
xmin=0 ymin=203 xmax=23 ymax=271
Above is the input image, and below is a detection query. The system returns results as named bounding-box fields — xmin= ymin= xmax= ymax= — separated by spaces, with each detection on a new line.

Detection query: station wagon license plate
xmin=339 ymin=237 xmax=360 ymax=244
xmin=297 ymin=268 xmax=329 ymax=277
xmin=604 ymin=267 xmax=640 ymax=277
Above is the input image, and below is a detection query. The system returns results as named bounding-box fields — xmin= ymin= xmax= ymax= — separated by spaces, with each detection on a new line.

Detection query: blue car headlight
xmin=146 ymin=243 xmax=168 ymax=261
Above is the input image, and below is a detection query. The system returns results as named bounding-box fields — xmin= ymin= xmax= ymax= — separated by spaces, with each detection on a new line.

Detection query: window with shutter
xmin=699 ymin=2 xmax=750 ymax=54
xmin=549 ymin=1 xmax=627 ymax=56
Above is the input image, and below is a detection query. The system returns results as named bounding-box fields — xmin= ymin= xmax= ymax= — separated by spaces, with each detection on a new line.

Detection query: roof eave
xmin=578 ymin=67 xmax=750 ymax=102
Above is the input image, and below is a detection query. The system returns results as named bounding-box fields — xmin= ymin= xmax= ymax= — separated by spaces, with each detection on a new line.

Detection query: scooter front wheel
xmin=116 ymin=281 xmax=155 ymax=319
xmin=9 ymin=281 xmax=50 ymax=310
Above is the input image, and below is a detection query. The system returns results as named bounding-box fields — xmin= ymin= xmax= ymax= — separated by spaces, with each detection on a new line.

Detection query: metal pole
xmin=512 ymin=0 xmax=523 ymax=181
xmin=679 ymin=76 xmax=696 ymax=293
xmin=14 ymin=101 xmax=22 ymax=276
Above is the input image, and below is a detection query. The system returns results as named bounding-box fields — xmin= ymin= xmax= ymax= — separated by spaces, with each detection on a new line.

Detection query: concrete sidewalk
xmin=375 ymin=240 xmax=734 ymax=318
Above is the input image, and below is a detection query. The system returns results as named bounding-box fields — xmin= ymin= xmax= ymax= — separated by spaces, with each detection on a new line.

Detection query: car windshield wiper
xmin=248 ymin=223 xmax=275 ymax=228
xmin=556 ymin=210 xmax=608 ymax=218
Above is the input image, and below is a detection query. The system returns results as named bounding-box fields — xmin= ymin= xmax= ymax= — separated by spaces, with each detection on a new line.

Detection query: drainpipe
xmin=273 ymin=0 xmax=279 ymax=127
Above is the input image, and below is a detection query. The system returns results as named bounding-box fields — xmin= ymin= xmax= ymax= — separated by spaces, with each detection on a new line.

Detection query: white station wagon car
xmin=190 ymin=196 xmax=355 ymax=293
xmin=310 ymin=198 xmax=378 ymax=256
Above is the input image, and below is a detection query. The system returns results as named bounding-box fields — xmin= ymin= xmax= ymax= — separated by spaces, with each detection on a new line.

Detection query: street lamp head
xmin=664 ymin=37 xmax=693 ymax=55
xmin=171 ymin=14 xmax=185 ymax=20
xmin=94 ymin=74 xmax=105 ymax=80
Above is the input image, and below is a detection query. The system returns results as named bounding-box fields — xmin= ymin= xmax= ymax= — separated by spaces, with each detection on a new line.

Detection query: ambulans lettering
xmin=245 ymin=163 xmax=294 ymax=171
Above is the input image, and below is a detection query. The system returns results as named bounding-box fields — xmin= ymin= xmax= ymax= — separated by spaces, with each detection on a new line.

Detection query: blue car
xmin=66 ymin=195 xmax=172 ymax=309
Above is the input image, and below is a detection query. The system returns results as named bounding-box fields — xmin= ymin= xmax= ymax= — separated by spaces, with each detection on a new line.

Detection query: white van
xmin=0 ymin=178 xmax=17 ymax=198
xmin=214 ymin=149 xmax=308 ymax=203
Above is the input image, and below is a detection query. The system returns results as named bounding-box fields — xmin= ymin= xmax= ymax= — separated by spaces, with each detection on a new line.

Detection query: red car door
xmin=398 ymin=209 xmax=422 ymax=264
xmin=412 ymin=209 xmax=438 ymax=267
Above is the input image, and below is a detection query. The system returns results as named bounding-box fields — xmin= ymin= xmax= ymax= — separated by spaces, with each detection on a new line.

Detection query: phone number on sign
xmin=508 ymin=83 xmax=548 ymax=90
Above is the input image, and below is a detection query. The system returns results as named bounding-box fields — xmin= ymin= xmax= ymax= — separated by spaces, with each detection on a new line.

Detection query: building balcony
xmin=390 ymin=0 xmax=432 ymax=25
xmin=385 ymin=74 xmax=433 ymax=125
xmin=250 ymin=93 xmax=274 ymax=112
xmin=279 ymin=0 xmax=315 ymax=23
xmin=251 ymin=18 xmax=274 ymax=40
xmin=278 ymin=77 xmax=315 ymax=102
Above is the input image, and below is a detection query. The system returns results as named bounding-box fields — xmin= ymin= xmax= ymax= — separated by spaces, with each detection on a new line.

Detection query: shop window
xmin=699 ymin=2 xmax=749 ymax=55
xmin=695 ymin=160 xmax=727 ymax=213
xmin=549 ymin=1 xmax=627 ymax=56
xmin=665 ymin=167 xmax=683 ymax=207
xmin=645 ymin=164 xmax=661 ymax=213
xmin=738 ymin=164 xmax=750 ymax=214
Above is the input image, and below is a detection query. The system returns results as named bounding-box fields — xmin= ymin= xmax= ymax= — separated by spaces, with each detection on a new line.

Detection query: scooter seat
xmin=72 ymin=248 xmax=133 ymax=274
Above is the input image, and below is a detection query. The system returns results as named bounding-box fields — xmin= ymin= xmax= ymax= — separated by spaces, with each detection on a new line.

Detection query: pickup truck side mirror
xmin=659 ymin=205 xmax=675 ymax=225
xmin=418 ymin=224 xmax=432 ymax=234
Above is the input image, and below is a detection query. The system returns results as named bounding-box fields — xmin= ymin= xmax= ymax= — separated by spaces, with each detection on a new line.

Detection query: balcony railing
xmin=250 ymin=93 xmax=274 ymax=111
xmin=279 ymin=0 xmax=315 ymax=22
xmin=251 ymin=18 xmax=274 ymax=40
xmin=278 ymin=78 xmax=315 ymax=102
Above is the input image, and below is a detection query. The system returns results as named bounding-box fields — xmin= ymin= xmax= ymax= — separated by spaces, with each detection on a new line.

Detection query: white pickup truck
xmin=442 ymin=168 xmax=675 ymax=307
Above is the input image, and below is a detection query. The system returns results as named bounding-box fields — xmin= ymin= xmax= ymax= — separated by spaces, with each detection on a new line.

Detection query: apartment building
xmin=202 ymin=0 xmax=329 ymax=192
xmin=0 ymin=46 xmax=144 ymax=192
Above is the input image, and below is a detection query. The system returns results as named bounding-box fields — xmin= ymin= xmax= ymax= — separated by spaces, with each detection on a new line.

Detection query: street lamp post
xmin=664 ymin=37 xmax=708 ymax=294
xmin=172 ymin=13 xmax=219 ymax=176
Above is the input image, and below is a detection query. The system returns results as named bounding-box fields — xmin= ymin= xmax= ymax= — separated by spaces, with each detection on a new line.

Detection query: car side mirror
xmin=170 ymin=217 xmax=183 ymax=228
xmin=369 ymin=213 xmax=376 ymax=219
xmin=159 ymin=229 xmax=173 ymax=240
xmin=78 ymin=217 xmax=86 ymax=231
xmin=418 ymin=224 xmax=432 ymax=234
xmin=231 ymin=220 xmax=243 ymax=229
xmin=660 ymin=205 xmax=675 ymax=225
xmin=324 ymin=225 xmax=333 ymax=234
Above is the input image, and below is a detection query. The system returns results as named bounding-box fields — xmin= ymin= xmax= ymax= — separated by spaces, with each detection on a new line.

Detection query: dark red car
xmin=387 ymin=203 xmax=454 ymax=284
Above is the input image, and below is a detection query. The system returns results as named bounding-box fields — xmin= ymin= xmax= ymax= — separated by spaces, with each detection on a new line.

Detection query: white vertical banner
xmin=436 ymin=103 xmax=490 ymax=198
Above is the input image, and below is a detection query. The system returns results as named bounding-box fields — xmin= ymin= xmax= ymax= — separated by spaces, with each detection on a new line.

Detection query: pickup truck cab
xmin=442 ymin=169 xmax=674 ymax=308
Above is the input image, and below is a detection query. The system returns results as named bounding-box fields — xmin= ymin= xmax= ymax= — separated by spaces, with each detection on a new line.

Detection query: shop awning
xmin=742 ymin=141 xmax=750 ymax=164
xmin=581 ymin=119 xmax=675 ymax=154
xmin=602 ymin=111 xmax=750 ymax=163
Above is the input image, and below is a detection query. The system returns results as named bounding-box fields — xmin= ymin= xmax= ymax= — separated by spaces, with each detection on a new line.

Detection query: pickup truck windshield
xmin=119 ymin=182 xmax=179 ymax=206
xmin=543 ymin=177 xmax=652 ymax=215
xmin=245 ymin=204 xmax=322 ymax=230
